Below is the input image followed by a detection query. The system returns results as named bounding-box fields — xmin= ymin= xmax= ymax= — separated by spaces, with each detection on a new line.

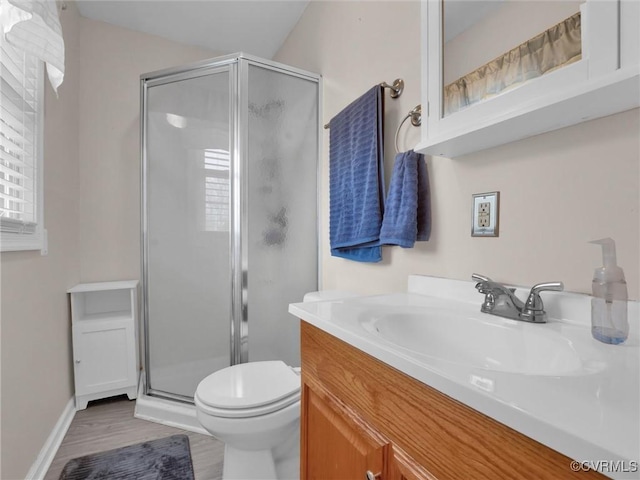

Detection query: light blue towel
xmin=380 ymin=150 xmax=431 ymax=247
xmin=329 ymin=86 xmax=385 ymax=263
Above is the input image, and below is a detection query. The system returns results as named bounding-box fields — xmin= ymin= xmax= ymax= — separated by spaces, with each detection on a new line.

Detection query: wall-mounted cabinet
xmin=68 ymin=281 xmax=139 ymax=410
xmin=417 ymin=0 xmax=640 ymax=158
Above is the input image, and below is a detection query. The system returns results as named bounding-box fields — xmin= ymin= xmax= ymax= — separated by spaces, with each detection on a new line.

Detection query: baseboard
xmin=25 ymin=397 xmax=76 ymax=480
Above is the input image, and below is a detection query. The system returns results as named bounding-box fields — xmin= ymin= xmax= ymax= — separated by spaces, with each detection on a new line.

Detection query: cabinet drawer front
xmin=73 ymin=323 xmax=136 ymax=395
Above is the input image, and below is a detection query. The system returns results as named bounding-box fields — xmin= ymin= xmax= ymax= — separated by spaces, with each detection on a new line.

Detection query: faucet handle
xmin=530 ymin=281 xmax=564 ymax=293
xmin=523 ymin=281 xmax=564 ymax=321
xmin=471 ymin=273 xmax=492 ymax=283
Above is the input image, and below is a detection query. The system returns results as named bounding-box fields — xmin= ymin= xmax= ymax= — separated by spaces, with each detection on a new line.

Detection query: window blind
xmin=204 ymin=148 xmax=230 ymax=232
xmin=0 ymin=40 xmax=39 ymax=233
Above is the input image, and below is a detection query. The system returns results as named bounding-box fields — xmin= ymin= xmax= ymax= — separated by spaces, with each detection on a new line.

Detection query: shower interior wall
xmin=141 ymin=54 xmax=320 ymax=402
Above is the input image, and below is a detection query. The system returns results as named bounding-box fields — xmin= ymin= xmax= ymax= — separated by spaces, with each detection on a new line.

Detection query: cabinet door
xmin=302 ymin=383 xmax=387 ymax=480
xmin=72 ymin=319 xmax=137 ymax=395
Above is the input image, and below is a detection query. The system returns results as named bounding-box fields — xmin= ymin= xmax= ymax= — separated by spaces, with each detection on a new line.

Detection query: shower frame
xmin=139 ymin=53 xmax=322 ymax=403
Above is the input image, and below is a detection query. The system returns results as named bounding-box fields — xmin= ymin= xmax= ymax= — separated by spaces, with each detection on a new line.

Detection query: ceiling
xmin=75 ymin=0 xmax=310 ymax=59
xmin=75 ymin=0 xmax=503 ymax=58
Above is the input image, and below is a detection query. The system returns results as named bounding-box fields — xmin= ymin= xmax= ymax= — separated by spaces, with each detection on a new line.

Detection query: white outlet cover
xmin=471 ymin=192 xmax=499 ymax=237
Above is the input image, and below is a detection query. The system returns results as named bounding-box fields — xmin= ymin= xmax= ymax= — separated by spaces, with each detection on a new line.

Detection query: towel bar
xmin=394 ymin=104 xmax=422 ymax=153
xmin=324 ymin=79 xmax=405 ymax=129
xmin=381 ymin=78 xmax=404 ymax=99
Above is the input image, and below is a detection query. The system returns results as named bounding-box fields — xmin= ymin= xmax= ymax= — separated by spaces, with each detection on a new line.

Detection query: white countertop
xmin=289 ymin=275 xmax=640 ymax=479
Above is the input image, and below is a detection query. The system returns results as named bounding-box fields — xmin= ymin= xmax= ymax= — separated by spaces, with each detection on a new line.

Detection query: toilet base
xmin=222 ymin=444 xmax=277 ymax=480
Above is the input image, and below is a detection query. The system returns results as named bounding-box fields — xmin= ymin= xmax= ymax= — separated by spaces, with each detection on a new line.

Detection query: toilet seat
xmin=195 ymin=360 xmax=301 ymax=419
xmin=196 ymin=390 xmax=300 ymax=418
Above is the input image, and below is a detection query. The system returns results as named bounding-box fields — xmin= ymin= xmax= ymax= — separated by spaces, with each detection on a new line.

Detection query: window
xmin=204 ymin=149 xmax=230 ymax=232
xmin=0 ymin=40 xmax=45 ymax=252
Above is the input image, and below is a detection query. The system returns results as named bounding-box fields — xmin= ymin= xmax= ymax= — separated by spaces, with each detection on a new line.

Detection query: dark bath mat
xmin=59 ymin=434 xmax=195 ymax=480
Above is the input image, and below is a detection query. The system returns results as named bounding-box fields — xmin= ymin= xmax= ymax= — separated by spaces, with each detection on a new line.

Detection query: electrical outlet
xmin=478 ymin=202 xmax=491 ymax=227
xmin=472 ymin=192 xmax=499 ymax=237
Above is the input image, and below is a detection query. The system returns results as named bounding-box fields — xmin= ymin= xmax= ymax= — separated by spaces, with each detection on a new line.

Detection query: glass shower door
xmin=245 ymin=62 xmax=319 ymax=367
xmin=144 ymin=67 xmax=232 ymax=400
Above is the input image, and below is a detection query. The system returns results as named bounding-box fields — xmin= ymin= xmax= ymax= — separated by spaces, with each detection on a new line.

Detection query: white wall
xmin=0 ymin=3 xmax=81 ymax=478
xmin=77 ymin=17 xmax=219 ymax=282
xmin=274 ymin=1 xmax=639 ymax=300
xmin=0 ymin=9 xmax=219 ymax=479
xmin=1 ymin=2 xmax=638 ymax=476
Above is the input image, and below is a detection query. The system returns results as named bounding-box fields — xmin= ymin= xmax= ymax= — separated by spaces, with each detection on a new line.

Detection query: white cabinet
xmin=418 ymin=0 xmax=640 ymax=157
xmin=68 ymin=281 xmax=139 ymax=410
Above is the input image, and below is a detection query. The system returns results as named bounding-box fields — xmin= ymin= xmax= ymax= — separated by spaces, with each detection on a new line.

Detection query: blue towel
xmin=380 ymin=150 xmax=431 ymax=247
xmin=329 ymin=86 xmax=385 ymax=263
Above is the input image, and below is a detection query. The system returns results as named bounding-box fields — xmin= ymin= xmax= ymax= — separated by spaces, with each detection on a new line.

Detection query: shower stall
xmin=139 ymin=53 xmax=319 ymax=410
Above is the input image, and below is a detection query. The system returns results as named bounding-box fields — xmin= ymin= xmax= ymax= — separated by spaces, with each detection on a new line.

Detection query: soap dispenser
xmin=589 ymin=238 xmax=629 ymax=344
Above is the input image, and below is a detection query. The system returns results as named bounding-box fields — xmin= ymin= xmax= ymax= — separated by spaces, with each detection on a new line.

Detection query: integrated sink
xmin=358 ymin=306 xmax=604 ymax=376
xmin=289 ymin=275 xmax=640 ymax=471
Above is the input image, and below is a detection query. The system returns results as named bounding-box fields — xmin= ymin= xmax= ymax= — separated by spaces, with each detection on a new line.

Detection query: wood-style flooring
xmin=44 ymin=396 xmax=224 ymax=480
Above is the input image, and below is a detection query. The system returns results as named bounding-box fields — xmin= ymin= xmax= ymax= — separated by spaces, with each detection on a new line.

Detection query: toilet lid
xmin=195 ymin=360 xmax=300 ymax=410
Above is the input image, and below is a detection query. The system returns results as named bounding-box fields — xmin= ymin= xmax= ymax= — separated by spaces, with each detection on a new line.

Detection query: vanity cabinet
xmin=300 ymin=321 xmax=605 ymax=480
xmin=68 ymin=281 xmax=139 ymax=410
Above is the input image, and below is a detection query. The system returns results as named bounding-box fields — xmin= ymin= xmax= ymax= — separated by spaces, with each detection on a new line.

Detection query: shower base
xmin=134 ymin=356 xmax=228 ymax=433
xmin=133 ymin=373 xmax=209 ymax=435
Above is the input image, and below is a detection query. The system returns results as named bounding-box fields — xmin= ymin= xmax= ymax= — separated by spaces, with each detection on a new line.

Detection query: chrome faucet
xmin=472 ymin=274 xmax=563 ymax=323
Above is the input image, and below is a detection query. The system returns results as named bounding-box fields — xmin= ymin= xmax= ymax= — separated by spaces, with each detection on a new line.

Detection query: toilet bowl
xmin=195 ymin=360 xmax=301 ymax=480
xmin=195 ymin=291 xmax=358 ymax=479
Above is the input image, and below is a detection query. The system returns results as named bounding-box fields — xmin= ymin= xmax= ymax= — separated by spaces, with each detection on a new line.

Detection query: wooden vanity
xmin=300 ymin=321 xmax=604 ymax=480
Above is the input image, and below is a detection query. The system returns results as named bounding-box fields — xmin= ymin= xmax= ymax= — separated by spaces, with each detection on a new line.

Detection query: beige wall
xmin=0 ymin=11 xmax=218 ymax=480
xmin=1 ymin=2 xmax=638 ymax=477
xmin=77 ymin=18 xmax=218 ymax=282
xmin=275 ymin=1 xmax=639 ymax=300
xmin=0 ymin=3 xmax=81 ymax=479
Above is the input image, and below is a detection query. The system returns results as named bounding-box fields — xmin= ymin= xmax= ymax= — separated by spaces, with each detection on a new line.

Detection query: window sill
xmin=1 ymin=229 xmax=48 ymax=255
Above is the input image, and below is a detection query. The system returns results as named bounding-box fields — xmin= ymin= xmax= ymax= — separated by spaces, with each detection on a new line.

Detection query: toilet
xmin=195 ymin=291 xmax=358 ymax=480
xmin=195 ymin=360 xmax=301 ymax=479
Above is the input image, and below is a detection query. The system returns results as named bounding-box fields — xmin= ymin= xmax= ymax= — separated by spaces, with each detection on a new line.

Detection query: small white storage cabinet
xmin=68 ymin=281 xmax=139 ymax=410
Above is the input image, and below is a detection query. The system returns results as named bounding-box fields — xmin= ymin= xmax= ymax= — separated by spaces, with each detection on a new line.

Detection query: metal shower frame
xmin=140 ymin=53 xmax=322 ymax=403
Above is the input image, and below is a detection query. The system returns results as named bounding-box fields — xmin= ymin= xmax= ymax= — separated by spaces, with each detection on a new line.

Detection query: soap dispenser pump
xmin=589 ymin=238 xmax=629 ymax=344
